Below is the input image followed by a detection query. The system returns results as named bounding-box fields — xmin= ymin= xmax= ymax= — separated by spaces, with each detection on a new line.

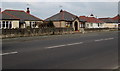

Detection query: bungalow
xmin=0 ymin=11 xmax=20 ymax=29
xmin=112 ymin=14 xmax=120 ymax=28
xmin=45 ymin=10 xmax=85 ymax=31
xmin=79 ymin=14 xmax=105 ymax=28
xmin=112 ymin=14 xmax=120 ymax=23
xmin=99 ymin=18 xmax=118 ymax=28
xmin=0 ymin=8 xmax=43 ymax=29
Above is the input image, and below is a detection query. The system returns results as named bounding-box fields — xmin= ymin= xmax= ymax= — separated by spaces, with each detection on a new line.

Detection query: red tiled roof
xmin=111 ymin=14 xmax=120 ymax=23
xmin=112 ymin=14 xmax=120 ymax=20
xmin=79 ymin=16 xmax=104 ymax=23
xmin=4 ymin=9 xmax=25 ymax=12
xmin=99 ymin=18 xmax=116 ymax=23
xmin=2 ymin=9 xmax=43 ymax=21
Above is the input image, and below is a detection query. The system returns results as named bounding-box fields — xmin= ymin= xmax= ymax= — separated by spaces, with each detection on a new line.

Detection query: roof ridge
xmin=5 ymin=9 xmax=24 ymax=12
xmin=61 ymin=11 xmax=64 ymax=20
xmin=45 ymin=10 xmax=78 ymax=21
xmin=82 ymin=16 xmax=104 ymax=23
xmin=64 ymin=10 xmax=78 ymax=17
xmin=45 ymin=12 xmax=60 ymax=21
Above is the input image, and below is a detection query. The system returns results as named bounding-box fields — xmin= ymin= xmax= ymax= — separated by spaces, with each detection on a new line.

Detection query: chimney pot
xmin=60 ymin=9 xmax=63 ymax=12
xmin=26 ymin=7 xmax=30 ymax=14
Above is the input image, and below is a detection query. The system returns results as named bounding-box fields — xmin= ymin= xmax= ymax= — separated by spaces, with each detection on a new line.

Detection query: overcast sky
xmin=1 ymin=1 xmax=119 ymax=20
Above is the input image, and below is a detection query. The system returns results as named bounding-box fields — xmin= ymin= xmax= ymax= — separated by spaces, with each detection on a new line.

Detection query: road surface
xmin=2 ymin=31 xmax=119 ymax=70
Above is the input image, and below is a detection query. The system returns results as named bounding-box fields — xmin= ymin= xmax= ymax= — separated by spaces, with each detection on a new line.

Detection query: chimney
xmin=60 ymin=9 xmax=63 ymax=12
xmin=26 ymin=7 xmax=30 ymax=14
xmin=90 ymin=14 xmax=94 ymax=16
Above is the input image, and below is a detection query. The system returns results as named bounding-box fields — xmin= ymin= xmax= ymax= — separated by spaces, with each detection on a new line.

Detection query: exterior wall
xmin=25 ymin=21 xmax=30 ymax=27
xmin=21 ymin=24 xmax=26 ymax=28
xmin=0 ymin=20 xmax=19 ymax=29
xmin=53 ymin=21 xmax=66 ymax=28
xmin=12 ymin=21 xmax=19 ymax=28
xmin=25 ymin=21 xmax=43 ymax=28
xmin=53 ymin=21 xmax=61 ymax=27
xmin=61 ymin=21 xmax=66 ymax=27
xmin=85 ymin=22 xmax=104 ymax=28
xmin=79 ymin=22 xmax=84 ymax=28
xmin=103 ymin=23 xmax=118 ymax=28
xmin=52 ymin=18 xmax=80 ymax=31
xmin=0 ymin=20 xmax=43 ymax=29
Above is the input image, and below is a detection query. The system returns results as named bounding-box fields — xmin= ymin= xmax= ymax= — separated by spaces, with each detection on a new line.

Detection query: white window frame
xmin=1 ymin=21 xmax=12 ymax=29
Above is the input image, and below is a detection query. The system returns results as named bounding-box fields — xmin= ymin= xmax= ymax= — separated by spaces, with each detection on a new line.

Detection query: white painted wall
xmin=25 ymin=21 xmax=43 ymax=28
xmin=85 ymin=22 xmax=104 ymax=28
xmin=12 ymin=21 xmax=19 ymax=28
xmin=103 ymin=23 xmax=118 ymax=28
xmin=0 ymin=20 xmax=19 ymax=29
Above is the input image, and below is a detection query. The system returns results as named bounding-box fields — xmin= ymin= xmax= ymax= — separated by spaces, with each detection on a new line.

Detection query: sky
xmin=1 ymin=0 xmax=119 ymax=20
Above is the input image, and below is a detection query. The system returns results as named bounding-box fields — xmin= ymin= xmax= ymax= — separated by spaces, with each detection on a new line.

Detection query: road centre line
xmin=1 ymin=37 xmax=115 ymax=55
xmin=94 ymin=37 xmax=114 ymax=42
xmin=104 ymin=37 xmax=114 ymax=40
xmin=47 ymin=37 xmax=114 ymax=49
xmin=0 ymin=51 xmax=18 ymax=56
xmin=47 ymin=42 xmax=83 ymax=49
xmin=94 ymin=39 xmax=104 ymax=42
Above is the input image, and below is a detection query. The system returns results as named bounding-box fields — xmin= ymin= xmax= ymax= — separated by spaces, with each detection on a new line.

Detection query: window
xmin=6 ymin=21 xmax=8 ymax=28
xmin=98 ymin=23 xmax=100 ymax=27
xmin=2 ymin=21 xmax=5 ymax=28
xmin=87 ymin=24 xmax=89 ymax=27
xmin=9 ymin=21 xmax=12 ymax=28
xmin=91 ymin=23 xmax=93 ymax=27
xmin=30 ymin=21 xmax=32 ymax=28
xmin=32 ymin=22 xmax=37 ymax=28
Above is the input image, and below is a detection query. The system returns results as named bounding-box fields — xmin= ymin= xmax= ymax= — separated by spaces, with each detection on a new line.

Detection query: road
xmin=2 ymin=31 xmax=119 ymax=70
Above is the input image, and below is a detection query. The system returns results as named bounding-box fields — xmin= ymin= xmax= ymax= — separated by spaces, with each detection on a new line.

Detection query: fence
xmin=1 ymin=28 xmax=74 ymax=38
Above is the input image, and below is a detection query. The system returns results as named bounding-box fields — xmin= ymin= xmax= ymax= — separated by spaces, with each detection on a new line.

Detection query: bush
xmin=47 ymin=21 xmax=55 ymax=28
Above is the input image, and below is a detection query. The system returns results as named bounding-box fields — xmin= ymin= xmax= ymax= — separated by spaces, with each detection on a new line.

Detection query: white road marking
xmin=104 ymin=38 xmax=114 ymax=40
xmin=47 ymin=37 xmax=115 ymax=49
xmin=67 ymin=42 xmax=83 ymax=46
xmin=0 ymin=51 xmax=18 ymax=56
xmin=47 ymin=42 xmax=83 ymax=49
xmin=94 ymin=37 xmax=114 ymax=42
xmin=94 ymin=39 xmax=104 ymax=42
xmin=47 ymin=45 xmax=66 ymax=48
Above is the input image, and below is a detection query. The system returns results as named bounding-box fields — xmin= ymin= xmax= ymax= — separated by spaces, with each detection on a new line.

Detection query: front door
xmin=74 ymin=21 xmax=78 ymax=31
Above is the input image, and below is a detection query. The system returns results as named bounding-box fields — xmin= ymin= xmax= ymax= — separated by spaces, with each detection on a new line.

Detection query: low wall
xmin=0 ymin=28 xmax=118 ymax=38
xmin=1 ymin=28 xmax=74 ymax=38
xmin=84 ymin=28 xmax=118 ymax=32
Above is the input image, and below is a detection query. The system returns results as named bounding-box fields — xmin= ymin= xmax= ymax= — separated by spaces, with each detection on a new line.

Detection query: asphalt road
xmin=2 ymin=31 xmax=119 ymax=69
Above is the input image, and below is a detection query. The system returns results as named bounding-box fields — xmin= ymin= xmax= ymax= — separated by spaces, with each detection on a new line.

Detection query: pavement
xmin=1 ymin=31 xmax=119 ymax=70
